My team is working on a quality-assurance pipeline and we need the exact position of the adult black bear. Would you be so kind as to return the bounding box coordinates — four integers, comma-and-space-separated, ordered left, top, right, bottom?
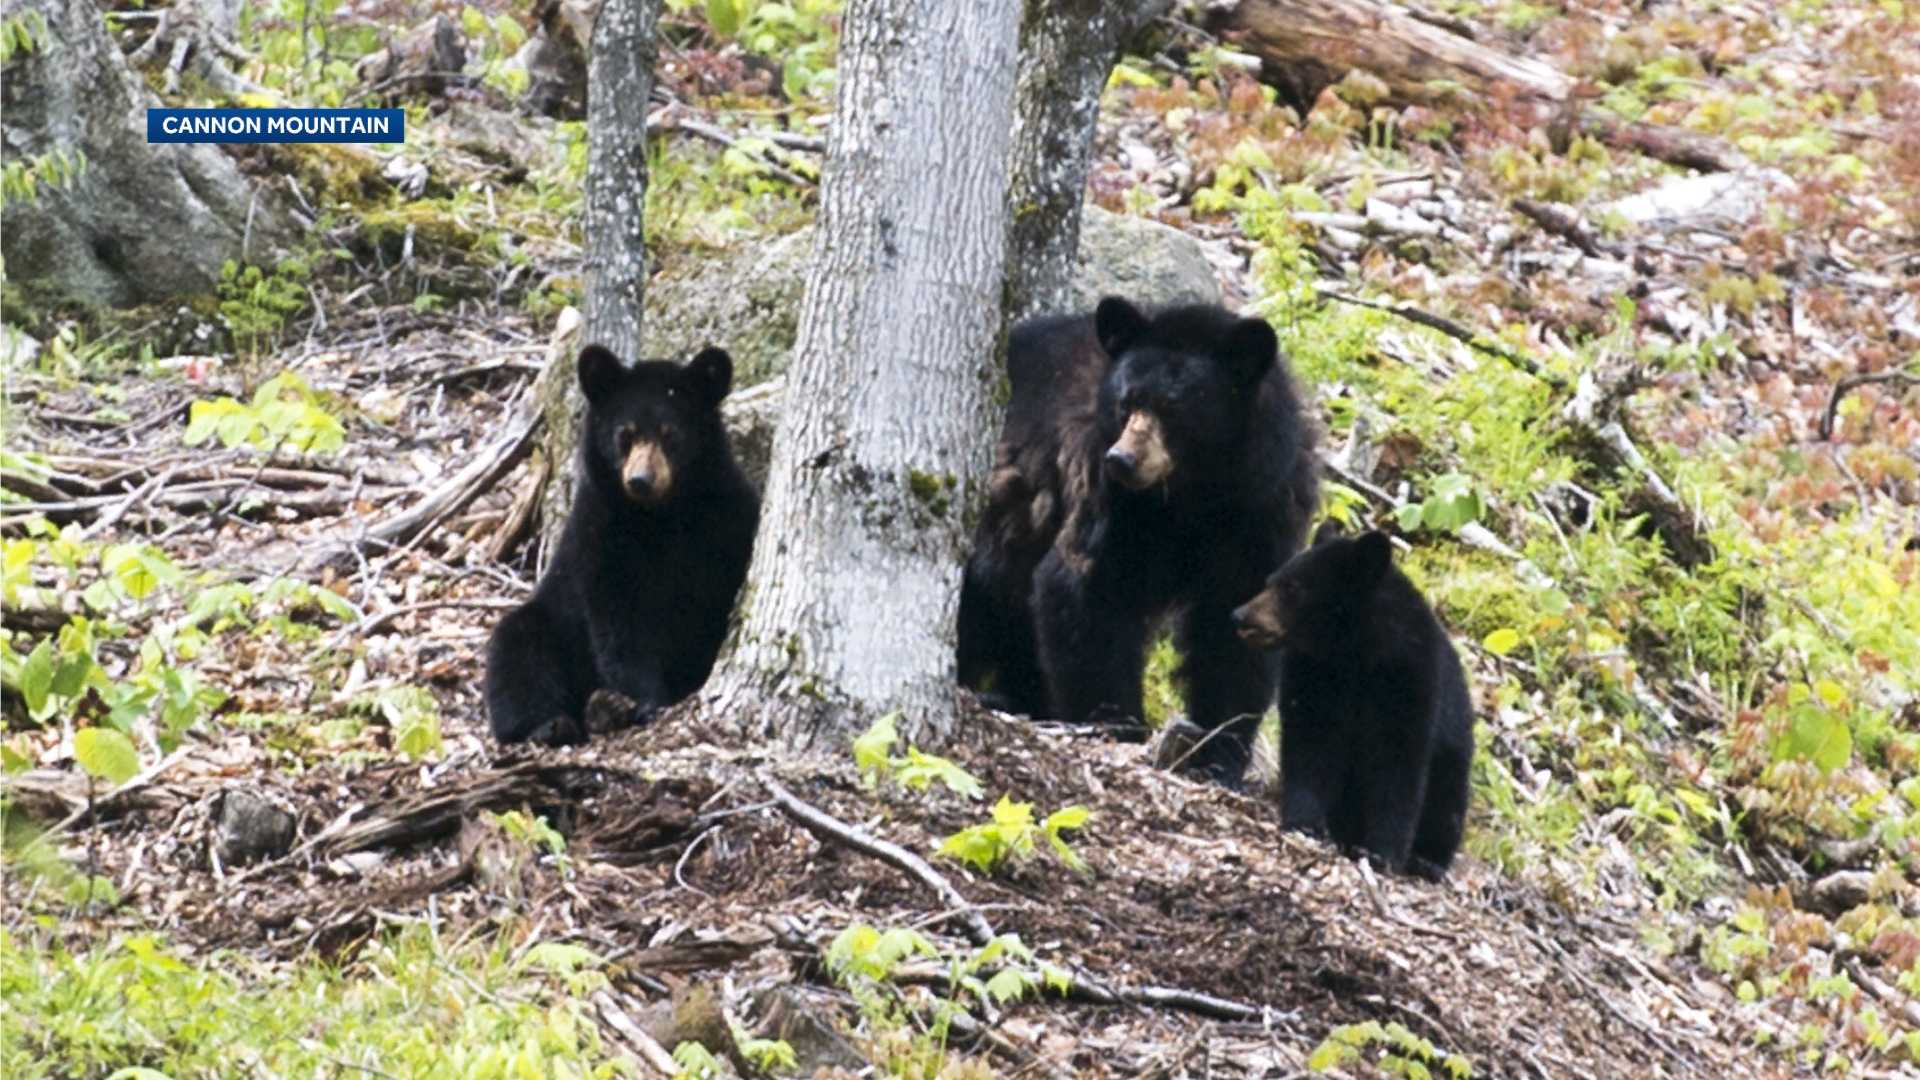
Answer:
1232, 525, 1474, 880
485, 345, 759, 745
958, 297, 1319, 786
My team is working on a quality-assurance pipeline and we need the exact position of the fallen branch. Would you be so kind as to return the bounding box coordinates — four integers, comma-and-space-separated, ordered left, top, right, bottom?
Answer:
329, 392, 541, 563
1316, 287, 1565, 390
1201, 0, 1748, 175
764, 776, 1274, 1024
763, 775, 996, 946
1819, 370, 1920, 441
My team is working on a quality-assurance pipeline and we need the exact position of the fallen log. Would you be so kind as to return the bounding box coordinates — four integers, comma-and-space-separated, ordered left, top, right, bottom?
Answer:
1196, 0, 1748, 173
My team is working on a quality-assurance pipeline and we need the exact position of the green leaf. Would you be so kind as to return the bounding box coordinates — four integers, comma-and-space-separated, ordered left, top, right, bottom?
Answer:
705, 0, 742, 37
515, 942, 602, 976
18, 638, 53, 715
1783, 706, 1852, 772
983, 967, 1035, 1003
896, 747, 983, 798
74, 727, 140, 784
852, 711, 899, 779
1482, 627, 1521, 656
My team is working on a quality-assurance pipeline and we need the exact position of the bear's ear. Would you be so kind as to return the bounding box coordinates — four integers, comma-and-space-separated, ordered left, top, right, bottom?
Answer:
577, 344, 626, 405
1094, 297, 1151, 359
1350, 530, 1394, 588
1311, 519, 1346, 547
686, 346, 734, 407
1220, 316, 1277, 387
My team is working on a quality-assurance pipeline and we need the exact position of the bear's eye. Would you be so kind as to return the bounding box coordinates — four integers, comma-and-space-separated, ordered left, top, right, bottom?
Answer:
660, 423, 677, 440
616, 426, 636, 453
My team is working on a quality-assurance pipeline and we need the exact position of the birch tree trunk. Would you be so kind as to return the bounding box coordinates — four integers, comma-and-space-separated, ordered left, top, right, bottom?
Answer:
538, 0, 661, 561
1004, 0, 1169, 321
697, 0, 1022, 747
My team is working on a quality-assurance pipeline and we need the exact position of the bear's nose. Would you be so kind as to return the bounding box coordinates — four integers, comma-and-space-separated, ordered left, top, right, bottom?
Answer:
1103, 446, 1137, 481
1230, 605, 1249, 628
624, 471, 656, 499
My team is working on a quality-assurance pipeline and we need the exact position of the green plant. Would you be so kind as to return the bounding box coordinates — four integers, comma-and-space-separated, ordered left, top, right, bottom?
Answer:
1309, 1020, 1472, 1077
1395, 472, 1485, 534
183, 370, 346, 455
937, 795, 1089, 875
852, 712, 983, 798
215, 259, 312, 354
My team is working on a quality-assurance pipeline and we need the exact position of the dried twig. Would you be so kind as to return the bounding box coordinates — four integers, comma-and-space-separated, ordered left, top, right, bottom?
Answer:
763, 775, 996, 946
1819, 370, 1920, 441
1316, 288, 1565, 390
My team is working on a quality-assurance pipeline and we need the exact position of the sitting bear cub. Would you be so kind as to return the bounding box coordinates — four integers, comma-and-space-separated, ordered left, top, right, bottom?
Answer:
1233, 525, 1473, 880
485, 344, 759, 745
958, 297, 1318, 786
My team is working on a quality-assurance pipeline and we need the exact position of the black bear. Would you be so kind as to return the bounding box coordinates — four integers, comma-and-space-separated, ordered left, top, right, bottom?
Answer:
1232, 525, 1474, 880
485, 344, 759, 745
958, 297, 1319, 785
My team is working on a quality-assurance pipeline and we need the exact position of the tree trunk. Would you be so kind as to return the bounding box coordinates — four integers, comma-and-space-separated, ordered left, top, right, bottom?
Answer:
1004, 0, 1170, 321
697, 0, 1023, 747
537, 0, 661, 563
0, 0, 293, 310
1203, 0, 1748, 173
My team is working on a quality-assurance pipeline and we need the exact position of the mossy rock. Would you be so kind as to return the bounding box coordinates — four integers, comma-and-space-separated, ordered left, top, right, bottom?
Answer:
646, 205, 1223, 388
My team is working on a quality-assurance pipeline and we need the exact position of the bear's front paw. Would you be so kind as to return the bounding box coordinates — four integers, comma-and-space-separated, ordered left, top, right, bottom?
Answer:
525, 713, 588, 747
585, 689, 659, 735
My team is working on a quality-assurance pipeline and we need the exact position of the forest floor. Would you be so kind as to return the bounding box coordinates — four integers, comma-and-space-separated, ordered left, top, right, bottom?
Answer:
5, 0, 1920, 1077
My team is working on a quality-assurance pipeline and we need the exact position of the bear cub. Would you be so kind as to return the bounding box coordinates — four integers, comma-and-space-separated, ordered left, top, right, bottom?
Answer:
958, 296, 1318, 786
486, 344, 759, 745
1232, 525, 1473, 880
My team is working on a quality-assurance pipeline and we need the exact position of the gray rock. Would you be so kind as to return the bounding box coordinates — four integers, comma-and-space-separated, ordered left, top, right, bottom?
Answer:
1, 0, 294, 310
213, 787, 296, 866
647, 205, 1222, 389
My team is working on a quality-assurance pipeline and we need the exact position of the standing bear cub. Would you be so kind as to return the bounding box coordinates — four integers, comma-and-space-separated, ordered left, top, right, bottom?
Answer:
486, 344, 758, 745
958, 297, 1319, 786
1232, 526, 1473, 880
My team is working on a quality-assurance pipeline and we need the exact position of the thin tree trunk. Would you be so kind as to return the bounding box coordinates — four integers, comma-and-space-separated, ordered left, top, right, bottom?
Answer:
1004, 0, 1169, 322
538, 0, 661, 561
697, 0, 1023, 747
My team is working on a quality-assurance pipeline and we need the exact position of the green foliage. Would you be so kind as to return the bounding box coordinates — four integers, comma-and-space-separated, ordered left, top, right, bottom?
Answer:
0, 9, 47, 61
358, 684, 445, 762
0, 925, 627, 1078
73, 728, 140, 785
672, 1039, 726, 1079
1395, 472, 1485, 534
852, 713, 983, 798
0, 146, 85, 212
242, 0, 382, 106
1308, 1020, 1472, 1078
184, 370, 345, 455
936, 796, 1089, 875
673, 0, 842, 101
215, 260, 313, 355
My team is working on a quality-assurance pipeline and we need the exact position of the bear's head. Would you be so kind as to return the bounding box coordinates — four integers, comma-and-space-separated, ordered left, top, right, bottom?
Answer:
577, 344, 734, 508
1232, 524, 1393, 653
1092, 297, 1278, 492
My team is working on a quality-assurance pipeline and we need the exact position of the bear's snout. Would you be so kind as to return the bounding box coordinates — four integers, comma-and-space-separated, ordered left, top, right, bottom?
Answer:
1232, 592, 1283, 648
621, 441, 673, 505
1106, 410, 1172, 490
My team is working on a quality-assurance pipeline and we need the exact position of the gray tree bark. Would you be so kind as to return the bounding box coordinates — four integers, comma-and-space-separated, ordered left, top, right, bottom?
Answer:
538, 0, 662, 562
0, 0, 292, 309
1003, 0, 1169, 321
697, 0, 1023, 747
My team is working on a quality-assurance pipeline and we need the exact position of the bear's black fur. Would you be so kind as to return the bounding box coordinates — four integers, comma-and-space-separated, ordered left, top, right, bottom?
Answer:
958, 297, 1319, 785
1232, 525, 1474, 880
485, 344, 759, 745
